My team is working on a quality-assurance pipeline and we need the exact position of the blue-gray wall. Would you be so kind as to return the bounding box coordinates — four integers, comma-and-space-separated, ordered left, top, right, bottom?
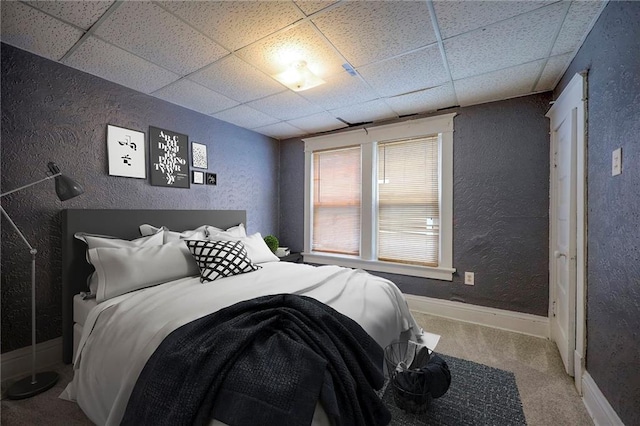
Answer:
280, 93, 552, 317
1, 43, 279, 353
556, 2, 640, 424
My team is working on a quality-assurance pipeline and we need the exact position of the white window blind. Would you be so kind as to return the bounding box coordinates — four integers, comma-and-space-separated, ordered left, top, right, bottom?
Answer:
377, 136, 439, 266
312, 146, 361, 255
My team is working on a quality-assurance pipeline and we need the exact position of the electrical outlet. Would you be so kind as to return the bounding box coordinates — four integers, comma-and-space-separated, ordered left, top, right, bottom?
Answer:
464, 272, 474, 285
612, 148, 622, 176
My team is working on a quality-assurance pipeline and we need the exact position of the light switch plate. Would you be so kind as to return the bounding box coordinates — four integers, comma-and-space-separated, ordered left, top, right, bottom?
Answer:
612, 148, 622, 176
464, 272, 474, 285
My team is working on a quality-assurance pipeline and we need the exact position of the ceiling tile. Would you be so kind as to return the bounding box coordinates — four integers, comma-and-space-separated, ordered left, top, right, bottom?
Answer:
330, 99, 397, 125
160, 1, 302, 51
152, 79, 238, 115
358, 45, 448, 98
433, 0, 556, 39
188, 55, 285, 103
385, 84, 458, 116
236, 22, 344, 80
535, 54, 572, 92
94, 1, 228, 75
445, 2, 566, 80
253, 122, 306, 140
63, 36, 180, 94
454, 60, 545, 107
551, 0, 605, 56
298, 71, 377, 111
0, 2, 83, 61
212, 105, 279, 130
287, 112, 348, 134
312, 1, 436, 67
247, 88, 325, 121
293, 1, 338, 16
25, 1, 115, 30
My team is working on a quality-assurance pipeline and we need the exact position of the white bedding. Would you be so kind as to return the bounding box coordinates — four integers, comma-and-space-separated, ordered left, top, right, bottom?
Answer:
73, 294, 97, 327
62, 262, 432, 425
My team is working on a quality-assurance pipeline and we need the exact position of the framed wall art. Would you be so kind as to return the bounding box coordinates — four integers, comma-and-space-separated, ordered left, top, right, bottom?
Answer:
192, 170, 204, 185
149, 126, 189, 188
107, 124, 146, 179
206, 173, 217, 186
191, 142, 208, 169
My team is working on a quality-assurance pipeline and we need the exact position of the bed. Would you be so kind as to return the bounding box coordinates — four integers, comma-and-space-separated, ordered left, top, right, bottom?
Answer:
60, 209, 435, 425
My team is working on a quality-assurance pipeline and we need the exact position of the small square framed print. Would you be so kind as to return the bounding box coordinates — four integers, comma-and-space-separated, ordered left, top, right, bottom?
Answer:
192, 170, 204, 185
107, 125, 146, 179
191, 142, 208, 169
206, 173, 217, 186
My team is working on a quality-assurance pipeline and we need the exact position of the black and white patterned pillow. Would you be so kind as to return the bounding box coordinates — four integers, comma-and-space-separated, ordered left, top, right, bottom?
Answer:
186, 240, 261, 282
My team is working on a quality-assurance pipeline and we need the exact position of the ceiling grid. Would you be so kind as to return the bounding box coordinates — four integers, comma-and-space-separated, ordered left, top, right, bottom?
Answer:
2, 0, 606, 139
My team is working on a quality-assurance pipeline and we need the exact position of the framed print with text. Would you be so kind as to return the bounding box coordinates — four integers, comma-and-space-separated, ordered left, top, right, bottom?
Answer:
149, 126, 189, 188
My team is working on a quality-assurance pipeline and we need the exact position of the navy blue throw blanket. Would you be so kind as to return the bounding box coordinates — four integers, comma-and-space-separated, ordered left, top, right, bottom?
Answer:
121, 294, 391, 426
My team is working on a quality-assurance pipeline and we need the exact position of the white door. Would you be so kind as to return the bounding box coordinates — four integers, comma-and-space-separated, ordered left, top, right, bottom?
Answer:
550, 112, 577, 376
546, 73, 586, 388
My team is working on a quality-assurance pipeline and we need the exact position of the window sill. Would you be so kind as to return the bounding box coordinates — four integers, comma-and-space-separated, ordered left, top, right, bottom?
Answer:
302, 252, 455, 281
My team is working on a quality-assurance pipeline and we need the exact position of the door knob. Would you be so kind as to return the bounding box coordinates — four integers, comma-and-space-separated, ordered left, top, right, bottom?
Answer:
554, 250, 567, 259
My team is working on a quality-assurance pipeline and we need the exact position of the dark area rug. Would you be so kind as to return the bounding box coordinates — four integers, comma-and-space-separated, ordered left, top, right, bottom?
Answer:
382, 354, 527, 425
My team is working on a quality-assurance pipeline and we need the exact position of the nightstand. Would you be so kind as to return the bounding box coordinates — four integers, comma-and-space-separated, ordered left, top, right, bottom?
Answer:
278, 252, 303, 263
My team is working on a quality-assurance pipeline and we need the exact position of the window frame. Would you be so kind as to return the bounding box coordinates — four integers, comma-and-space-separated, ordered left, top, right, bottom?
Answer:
302, 113, 456, 281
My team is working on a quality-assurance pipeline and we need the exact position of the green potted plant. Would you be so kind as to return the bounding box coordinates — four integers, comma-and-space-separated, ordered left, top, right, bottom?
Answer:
263, 235, 279, 253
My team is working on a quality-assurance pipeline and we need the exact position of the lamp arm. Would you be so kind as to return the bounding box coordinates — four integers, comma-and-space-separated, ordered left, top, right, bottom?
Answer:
0, 172, 61, 198
0, 206, 36, 253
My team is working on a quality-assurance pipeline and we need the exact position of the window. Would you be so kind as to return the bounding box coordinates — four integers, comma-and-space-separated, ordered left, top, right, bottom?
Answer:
312, 146, 361, 255
377, 136, 439, 266
303, 113, 456, 281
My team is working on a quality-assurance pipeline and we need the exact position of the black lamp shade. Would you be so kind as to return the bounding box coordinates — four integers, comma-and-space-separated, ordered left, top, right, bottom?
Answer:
54, 174, 84, 201
47, 162, 84, 201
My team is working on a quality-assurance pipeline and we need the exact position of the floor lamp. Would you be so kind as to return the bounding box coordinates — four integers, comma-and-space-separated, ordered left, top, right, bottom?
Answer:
1, 162, 84, 399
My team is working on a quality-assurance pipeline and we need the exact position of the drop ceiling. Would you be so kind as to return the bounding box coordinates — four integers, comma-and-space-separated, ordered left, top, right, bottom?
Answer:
1, 0, 605, 140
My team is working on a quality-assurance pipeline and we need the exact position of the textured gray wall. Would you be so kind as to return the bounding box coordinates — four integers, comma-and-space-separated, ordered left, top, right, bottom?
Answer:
556, 2, 640, 424
1, 44, 279, 353
280, 93, 552, 316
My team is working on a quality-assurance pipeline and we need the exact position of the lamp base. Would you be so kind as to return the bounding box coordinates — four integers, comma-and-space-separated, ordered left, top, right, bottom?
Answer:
6, 371, 59, 400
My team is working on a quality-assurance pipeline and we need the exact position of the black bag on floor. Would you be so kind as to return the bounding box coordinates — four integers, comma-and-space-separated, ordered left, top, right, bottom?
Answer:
394, 349, 451, 399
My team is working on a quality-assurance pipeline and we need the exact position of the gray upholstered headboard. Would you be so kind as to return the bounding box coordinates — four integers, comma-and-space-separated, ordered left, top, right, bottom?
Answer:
61, 209, 246, 363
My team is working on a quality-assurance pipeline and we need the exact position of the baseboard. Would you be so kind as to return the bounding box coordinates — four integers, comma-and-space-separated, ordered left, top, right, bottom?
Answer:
582, 371, 624, 426
405, 294, 550, 338
1, 337, 63, 398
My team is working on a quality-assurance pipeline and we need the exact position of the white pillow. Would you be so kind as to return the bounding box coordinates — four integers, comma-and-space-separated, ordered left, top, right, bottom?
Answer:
75, 230, 165, 295
75, 230, 164, 248
88, 241, 200, 303
209, 232, 279, 264
138, 224, 208, 243
207, 223, 247, 239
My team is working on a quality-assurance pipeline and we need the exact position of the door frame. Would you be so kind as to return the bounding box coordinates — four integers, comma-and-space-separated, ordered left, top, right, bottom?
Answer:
546, 72, 587, 393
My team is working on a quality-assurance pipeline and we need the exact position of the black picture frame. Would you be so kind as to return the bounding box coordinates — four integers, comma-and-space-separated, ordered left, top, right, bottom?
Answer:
191, 142, 208, 169
107, 124, 146, 179
206, 173, 217, 186
192, 170, 204, 185
149, 126, 190, 188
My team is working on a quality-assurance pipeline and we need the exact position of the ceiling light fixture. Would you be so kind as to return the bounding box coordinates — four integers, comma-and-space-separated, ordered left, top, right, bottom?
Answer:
274, 60, 325, 92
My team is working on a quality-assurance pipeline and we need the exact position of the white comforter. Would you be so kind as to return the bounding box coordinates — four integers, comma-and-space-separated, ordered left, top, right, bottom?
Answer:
62, 262, 428, 425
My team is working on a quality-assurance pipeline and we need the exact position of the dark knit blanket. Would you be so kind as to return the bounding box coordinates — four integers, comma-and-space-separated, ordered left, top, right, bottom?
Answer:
121, 294, 391, 426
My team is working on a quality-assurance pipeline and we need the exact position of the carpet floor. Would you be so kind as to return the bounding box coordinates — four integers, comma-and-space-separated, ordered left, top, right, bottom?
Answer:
1, 311, 593, 425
